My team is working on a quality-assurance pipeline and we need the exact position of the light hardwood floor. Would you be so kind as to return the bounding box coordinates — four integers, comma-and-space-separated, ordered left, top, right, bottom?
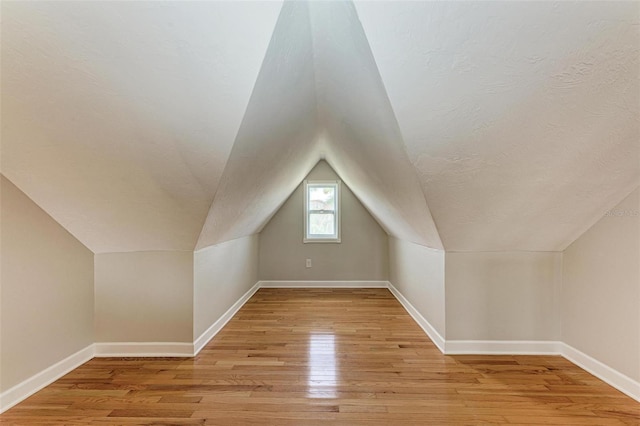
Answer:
1, 288, 638, 425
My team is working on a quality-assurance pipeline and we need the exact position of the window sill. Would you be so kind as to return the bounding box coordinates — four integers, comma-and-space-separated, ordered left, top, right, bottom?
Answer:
303, 238, 342, 244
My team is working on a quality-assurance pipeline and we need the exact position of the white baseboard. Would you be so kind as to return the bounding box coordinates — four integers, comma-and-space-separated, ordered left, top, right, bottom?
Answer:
93, 342, 194, 358
0, 344, 94, 414
445, 340, 561, 355
386, 283, 638, 402
3, 282, 639, 415
193, 282, 261, 355
258, 280, 389, 288
561, 343, 640, 402
387, 282, 446, 353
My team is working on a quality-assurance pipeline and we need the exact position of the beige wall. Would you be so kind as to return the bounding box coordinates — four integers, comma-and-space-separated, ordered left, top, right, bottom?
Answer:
389, 238, 445, 337
95, 251, 193, 343
1, 176, 94, 392
194, 235, 259, 339
258, 161, 389, 281
445, 251, 562, 341
562, 187, 639, 381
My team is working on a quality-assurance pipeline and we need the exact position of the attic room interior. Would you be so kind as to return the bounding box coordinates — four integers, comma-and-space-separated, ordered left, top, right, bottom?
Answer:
0, 0, 638, 424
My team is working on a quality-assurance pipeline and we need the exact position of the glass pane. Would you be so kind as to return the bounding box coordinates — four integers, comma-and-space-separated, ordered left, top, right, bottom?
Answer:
309, 186, 335, 211
309, 213, 335, 236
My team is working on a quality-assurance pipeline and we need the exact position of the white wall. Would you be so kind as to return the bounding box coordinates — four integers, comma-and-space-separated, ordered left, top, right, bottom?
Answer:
258, 161, 389, 281
194, 235, 259, 340
389, 238, 445, 338
1, 176, 94, 392
562, 187, 639, 382
94, 251, 193, 343
445, 251, 562, 341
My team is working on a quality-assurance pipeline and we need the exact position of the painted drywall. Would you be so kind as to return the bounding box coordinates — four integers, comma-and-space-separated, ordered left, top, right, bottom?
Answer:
389, 238, 445, 337
356, 1, 639, 251
95, 251, 193, 343
445, 251, 562, 341
308, 1, 442, 250
196, 1, 321, 249
1, 1, 282, 252
4, 0, 636, 254
0, 176, 94, 392
562, 187, 639, 382
194, 235, 259, 340
198, 0, 443, 251
259, 161, 388, 281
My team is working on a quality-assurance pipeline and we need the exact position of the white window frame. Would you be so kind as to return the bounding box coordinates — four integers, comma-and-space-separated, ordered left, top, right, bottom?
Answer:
303, 180, 341, 243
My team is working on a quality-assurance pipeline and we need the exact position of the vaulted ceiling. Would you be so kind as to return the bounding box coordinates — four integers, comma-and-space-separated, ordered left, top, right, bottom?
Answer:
2, 1, 638, 253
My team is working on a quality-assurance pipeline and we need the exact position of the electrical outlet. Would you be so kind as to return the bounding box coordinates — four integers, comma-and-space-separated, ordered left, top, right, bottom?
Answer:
306, 258, 312, 268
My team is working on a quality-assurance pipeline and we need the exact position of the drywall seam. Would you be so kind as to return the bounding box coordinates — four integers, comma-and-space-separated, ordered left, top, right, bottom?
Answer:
0, 344, 95, 414
193, 282, 261, 355
258, 281, 389, 288
387, 282, 446, 353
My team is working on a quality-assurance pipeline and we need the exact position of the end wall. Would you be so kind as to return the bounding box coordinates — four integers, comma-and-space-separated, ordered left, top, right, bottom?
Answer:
1, 176, 94, 392
388, 238, 445, 339
259, 161, 389, 281
194, 235, 259, 340
562, 187, 639, 382
445, 251, 562, 342
94, 251, 193, 343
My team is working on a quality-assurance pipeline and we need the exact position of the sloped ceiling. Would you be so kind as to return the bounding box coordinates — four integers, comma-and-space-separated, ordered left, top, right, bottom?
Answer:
1, 1, 283, 253
2, 1, 638, 253
355, 1, 640, 251
196, 1, 322, 249
309, 1, 443, 249
197, 0, 443, 250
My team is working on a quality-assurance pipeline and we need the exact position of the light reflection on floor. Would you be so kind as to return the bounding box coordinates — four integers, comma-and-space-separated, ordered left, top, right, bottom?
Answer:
307, 333, 337, 398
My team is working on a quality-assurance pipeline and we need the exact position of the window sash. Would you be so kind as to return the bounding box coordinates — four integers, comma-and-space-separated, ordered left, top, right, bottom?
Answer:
304, 180, 341, 243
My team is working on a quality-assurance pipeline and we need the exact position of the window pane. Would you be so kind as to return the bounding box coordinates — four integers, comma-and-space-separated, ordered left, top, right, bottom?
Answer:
309, 186, 335, 211
309, 213, 335, 235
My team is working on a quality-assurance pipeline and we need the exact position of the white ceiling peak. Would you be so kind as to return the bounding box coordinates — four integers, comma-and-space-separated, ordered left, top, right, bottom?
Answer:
195, 1, 322, 249
197, 0, 444, 250
308, 1, 443, 249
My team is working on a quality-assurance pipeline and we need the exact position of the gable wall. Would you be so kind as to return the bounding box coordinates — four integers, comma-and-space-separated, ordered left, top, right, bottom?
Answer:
258, 161, 389, 281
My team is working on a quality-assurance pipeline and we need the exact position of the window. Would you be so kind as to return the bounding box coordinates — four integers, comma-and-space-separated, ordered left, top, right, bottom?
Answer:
304, 180, 341, 243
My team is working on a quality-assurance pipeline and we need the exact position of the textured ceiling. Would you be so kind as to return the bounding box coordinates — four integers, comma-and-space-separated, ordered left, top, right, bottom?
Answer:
2, 1, 638, 253
355, 1, 640, 251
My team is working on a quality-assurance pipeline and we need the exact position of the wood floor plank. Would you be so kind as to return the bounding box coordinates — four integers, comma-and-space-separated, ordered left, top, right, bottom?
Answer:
1, 288, 638, 425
